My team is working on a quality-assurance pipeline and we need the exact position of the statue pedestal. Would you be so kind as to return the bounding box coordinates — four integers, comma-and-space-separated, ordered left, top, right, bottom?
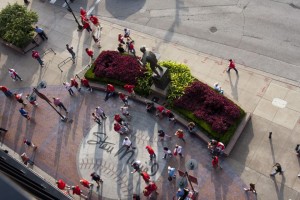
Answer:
150, 67, 170, 99
152, 67, 170, 90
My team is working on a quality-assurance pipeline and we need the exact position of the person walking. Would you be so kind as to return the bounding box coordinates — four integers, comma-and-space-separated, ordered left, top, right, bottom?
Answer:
244, 183, 256, 194
120, 106, 131, 117
76, 75, 92, 92
23, 138, 37, 150
165, 109, 176, 124
66, 44, 76, 63
71, 185, 87, 199
89, 14, 102, 29
32, 50, 44, 67
173, 145, 183, 157
187, 122, 196, 134
8, 69, 22, 81
158, 130, 171, 141
14, 93, 27, 106
227, 59, 238, 74
85, 48, 94, 60
122, 137, 135, 149
70, 78, 81, 92
212, 156, 222, 169
92, 113, 101, 125
104, 84, 115, 101
90, 172, 103, 188
143, 182, 158, 197
167, 166, 176, 181
131, 160, 141, 174
56, 179, 71, 191
26, 94, 38, 106
124, 28, 132, 40
117, 43, 125, 54
162, 147, 172, 159
95, 106, 107, 119
118, 92, 129, 106
140, 171, 150, 183
63, 82, 74, 96
0, 86, 13, 97
146, 145, 156, 161
20, 152, 34, 165
53, 97, 68, 114
128, 40, 136, 57
19, 107, 30, 120
175, 129, 186, 143
80, 178, 93, 189
270, 163, 284, 176
35, 26, 48, 40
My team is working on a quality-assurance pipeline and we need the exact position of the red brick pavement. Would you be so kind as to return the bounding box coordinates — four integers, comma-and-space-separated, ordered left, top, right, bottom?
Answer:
0, 86, 253, 200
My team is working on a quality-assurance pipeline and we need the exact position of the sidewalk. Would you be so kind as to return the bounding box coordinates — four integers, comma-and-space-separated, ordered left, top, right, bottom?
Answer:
0, 0, 299, 199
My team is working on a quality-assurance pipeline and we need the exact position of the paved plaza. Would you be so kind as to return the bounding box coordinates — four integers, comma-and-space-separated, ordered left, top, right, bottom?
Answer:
0, 0, 300, 200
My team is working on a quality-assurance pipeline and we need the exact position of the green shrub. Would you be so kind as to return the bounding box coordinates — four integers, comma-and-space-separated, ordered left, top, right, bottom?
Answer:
0, 3, 38, 48
160, 61, 195, 104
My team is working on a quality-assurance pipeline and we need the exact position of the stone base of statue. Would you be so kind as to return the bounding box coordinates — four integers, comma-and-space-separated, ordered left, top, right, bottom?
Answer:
152, 67, 170, 90
150, 66, 170, 98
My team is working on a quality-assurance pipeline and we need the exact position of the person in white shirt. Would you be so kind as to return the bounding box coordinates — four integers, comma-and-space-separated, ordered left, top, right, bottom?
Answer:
95, 106, 107, 119
213, 82, 224, 95
63, 82, 74, 96
122, 137, 134, 149
120, 106, 130, 117
174, 145, 183, 157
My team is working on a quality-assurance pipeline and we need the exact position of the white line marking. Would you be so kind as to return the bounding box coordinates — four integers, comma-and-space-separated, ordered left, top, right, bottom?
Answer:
62, 0, 70, 8
50, 0, 57, 4
87, 0, 102, 15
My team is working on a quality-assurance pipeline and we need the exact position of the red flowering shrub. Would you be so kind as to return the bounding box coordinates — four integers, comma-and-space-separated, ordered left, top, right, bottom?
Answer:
174, 81, 242, 134
93, 51, 145, 85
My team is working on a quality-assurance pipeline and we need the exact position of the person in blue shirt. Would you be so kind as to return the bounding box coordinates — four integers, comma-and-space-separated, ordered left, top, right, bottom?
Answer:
35, 26, 48, 41
19, 107, 30, 120
168, 166, 176, 181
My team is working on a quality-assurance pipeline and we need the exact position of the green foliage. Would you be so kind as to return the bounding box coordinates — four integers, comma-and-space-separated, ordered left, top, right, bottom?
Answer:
160, 61, 195, 104
0, 3, 38, 48
135, 64, 153, 96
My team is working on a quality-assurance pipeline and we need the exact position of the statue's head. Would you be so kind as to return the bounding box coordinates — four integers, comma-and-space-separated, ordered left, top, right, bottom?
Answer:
140, 46, 146, 53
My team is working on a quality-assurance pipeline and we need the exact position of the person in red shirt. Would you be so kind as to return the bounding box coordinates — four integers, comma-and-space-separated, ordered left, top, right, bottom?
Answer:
0, 86, 13, 97
118, 92, 128, 106
128, 40, 136, 57
143, 182, 158, 197
75, 75, 92, 92
80, 178, 93, 189
140, 171, 150, 183
85, 48, 94, 59
56, 179, 70, 190
146, 145, 156, 161
71, 185, 87, 198
104, 84, 115, 101
175, 129, 185, 143
227, 59, 238, 74
118, 34, 125, 44
89, 14, 101, 29
114, 114, 125, 124
83, 19, 92, 33
31, 50, 44, 66
212, 156, 222, 169
70, 78, 81, 92
156, 105, 165, 118
14, 93, 27, 106
80, 7, 87, 17
124, 84, 135, 96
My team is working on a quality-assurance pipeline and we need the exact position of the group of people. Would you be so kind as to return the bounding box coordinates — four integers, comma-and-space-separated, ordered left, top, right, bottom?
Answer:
63, 75, 93, 96
117, 28, 136, 56
56, 172, 103, 199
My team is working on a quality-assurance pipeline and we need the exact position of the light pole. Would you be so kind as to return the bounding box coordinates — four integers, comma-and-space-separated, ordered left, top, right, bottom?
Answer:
64, 0, 83, 31
33, 88, 67, 122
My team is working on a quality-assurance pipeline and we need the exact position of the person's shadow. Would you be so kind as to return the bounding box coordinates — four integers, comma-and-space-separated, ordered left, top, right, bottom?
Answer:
228, 72, 239, 101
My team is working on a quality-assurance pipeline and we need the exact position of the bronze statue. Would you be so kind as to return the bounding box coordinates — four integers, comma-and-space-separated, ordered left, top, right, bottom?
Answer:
140, 46, 163, 77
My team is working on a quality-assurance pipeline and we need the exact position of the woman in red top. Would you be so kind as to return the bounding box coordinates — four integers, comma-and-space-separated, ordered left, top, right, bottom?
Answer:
143, 182, 158, 197
71, 185, 87, 198
56, 179, 70, 190
212, 156, 222, 169
0, 86, 13, 97
118, 34, 125, 44
156, 106, 165, 118
80, 7, 86, 17
89, 14, 100, 27
140, 171, 150, 183
70, 78, 81, 92
124, 84, 135, 96
118, 92, 128, 106
146, 145, 156, 161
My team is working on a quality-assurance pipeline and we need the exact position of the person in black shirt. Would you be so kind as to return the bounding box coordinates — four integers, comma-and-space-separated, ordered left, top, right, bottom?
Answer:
117, 43, 125, 54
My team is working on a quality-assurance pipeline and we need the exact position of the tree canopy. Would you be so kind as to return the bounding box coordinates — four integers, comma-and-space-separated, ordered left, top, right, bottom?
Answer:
0, 3, 38, 48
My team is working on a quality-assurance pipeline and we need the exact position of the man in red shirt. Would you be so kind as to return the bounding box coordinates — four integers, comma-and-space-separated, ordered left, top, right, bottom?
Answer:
140, 171, 150, 183
85, 48, 94, 59
75, 75, 92, 92
146, 145, 156, 161
70, 78, 81, 92
175, 129, 185, 143
104, 84, 115, 101
0, 86, 13, 97
80, 178, 93, 189
156, 105, 165, 118
227, 59, 238, 74
143, 182, 158, 197
124, 84, 135, 96
212, 156, 222, 169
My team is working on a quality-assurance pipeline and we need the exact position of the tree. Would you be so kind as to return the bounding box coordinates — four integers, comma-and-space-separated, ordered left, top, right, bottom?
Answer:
0, 3, 38, 48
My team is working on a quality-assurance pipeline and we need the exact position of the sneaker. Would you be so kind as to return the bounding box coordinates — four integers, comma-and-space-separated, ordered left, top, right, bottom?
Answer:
243, 188, 248, 191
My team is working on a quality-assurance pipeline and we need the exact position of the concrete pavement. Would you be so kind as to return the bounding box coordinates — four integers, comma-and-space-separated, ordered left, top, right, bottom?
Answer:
0, 0, 300, 199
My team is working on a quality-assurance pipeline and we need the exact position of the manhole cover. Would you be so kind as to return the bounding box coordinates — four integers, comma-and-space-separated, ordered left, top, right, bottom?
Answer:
209, 26, 217, 33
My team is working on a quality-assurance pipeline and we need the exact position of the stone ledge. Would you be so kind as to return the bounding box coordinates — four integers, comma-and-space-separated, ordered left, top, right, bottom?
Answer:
89, 81, 250, 157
